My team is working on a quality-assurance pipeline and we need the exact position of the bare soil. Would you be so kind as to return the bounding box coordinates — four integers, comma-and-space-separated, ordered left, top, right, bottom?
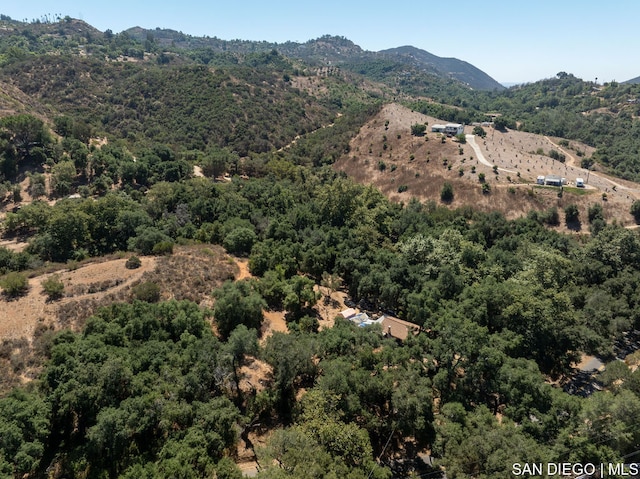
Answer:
262, 310, 288, 338
0, 238, 28, 253
234, 258, 252, 281
314, 286, 349, 330
335, 103, 640, 228
0, 255, 157, 341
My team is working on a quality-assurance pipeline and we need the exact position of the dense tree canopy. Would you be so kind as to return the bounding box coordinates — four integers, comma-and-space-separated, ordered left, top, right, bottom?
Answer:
1, 15, 640, 479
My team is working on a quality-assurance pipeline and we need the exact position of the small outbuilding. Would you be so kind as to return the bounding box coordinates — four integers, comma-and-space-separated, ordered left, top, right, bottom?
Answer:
340, 308, 357, 319
544, 174, 563, 187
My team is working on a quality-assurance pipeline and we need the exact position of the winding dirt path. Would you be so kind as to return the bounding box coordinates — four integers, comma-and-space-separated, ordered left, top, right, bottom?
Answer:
468, 131, 640, 199
234, 258, 252, 281
544, 136, 578, 167
466, 134, 516, 174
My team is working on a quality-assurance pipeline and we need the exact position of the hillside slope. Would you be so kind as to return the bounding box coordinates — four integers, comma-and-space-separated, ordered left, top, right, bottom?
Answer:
335, 103, 639, 226
379, 45, 505, 91
0, 80, 53, 119
123, 27, 502, 91
0, 54, 340, 154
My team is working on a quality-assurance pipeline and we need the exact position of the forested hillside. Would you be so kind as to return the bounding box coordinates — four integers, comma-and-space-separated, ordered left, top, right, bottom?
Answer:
1, 14, 640, 479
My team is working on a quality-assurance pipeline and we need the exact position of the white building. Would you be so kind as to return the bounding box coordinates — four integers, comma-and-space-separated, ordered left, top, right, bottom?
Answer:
431, 123, 464, 136
444, 123, 464, 136
544, 175, 563, 187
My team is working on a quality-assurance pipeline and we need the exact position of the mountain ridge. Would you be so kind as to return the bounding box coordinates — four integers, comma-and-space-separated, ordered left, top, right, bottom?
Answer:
122, 27, 504, 91
378, 45, 505, 91
1, 14, 638, 85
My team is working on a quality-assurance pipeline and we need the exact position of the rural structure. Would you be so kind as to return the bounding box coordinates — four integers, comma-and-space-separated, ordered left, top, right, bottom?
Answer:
431, 123, 464, 136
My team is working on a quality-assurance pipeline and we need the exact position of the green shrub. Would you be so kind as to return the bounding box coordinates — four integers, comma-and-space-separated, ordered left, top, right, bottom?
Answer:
1, 272, 29, 298
132, 281, 161, 302
223, 227, 256, 256
128, 227, 172, 255
151, 241, 174, 256
410, 123, 426, 136
541, 207, 560, 226
41, 274, 64, 300
631, 200, 640, 223
564, 204, 580, 224
440, 182, 454, 202
125, 255, 142, 269
472, 126, 486, 138
549, 149, 566, 162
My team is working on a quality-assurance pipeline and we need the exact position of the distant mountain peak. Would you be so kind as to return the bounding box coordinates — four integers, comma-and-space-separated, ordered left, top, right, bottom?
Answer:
300, 35, 364, 57
379, 45, 504, 91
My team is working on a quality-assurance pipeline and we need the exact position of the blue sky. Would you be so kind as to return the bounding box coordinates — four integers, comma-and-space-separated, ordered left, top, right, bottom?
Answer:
2, 1, 639, 84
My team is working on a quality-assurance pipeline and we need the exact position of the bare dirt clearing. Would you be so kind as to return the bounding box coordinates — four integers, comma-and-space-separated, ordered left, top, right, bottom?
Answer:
0, 256, 157, 341
336, 103, 639, 227
234, 258, 252, 281
0, 245, 240, 342
0, 238, 28, 253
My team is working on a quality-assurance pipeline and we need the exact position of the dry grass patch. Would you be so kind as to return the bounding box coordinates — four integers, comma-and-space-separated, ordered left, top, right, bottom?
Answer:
137, 245, 236, 307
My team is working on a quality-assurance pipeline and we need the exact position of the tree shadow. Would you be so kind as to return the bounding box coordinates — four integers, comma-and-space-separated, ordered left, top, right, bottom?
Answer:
1, 290, 28, 302
566, 220, 582, 232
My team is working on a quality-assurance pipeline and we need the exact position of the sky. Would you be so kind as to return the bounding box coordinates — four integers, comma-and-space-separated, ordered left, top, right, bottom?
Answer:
2, 0, 639, 85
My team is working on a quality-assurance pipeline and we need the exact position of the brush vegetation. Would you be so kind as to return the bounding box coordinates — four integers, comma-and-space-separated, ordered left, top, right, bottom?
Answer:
0, 13, 639, 479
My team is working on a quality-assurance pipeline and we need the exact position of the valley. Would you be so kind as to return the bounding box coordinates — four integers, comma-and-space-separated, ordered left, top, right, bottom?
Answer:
1, 14, 640, 479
